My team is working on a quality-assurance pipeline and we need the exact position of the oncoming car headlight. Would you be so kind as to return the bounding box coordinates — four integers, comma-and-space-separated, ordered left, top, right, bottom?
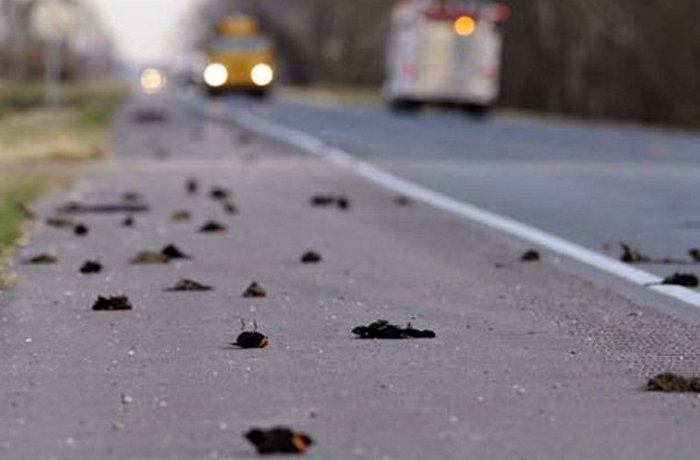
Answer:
140, 67, 166, 94
204, 63, 228, 87
250, 63, 274, 87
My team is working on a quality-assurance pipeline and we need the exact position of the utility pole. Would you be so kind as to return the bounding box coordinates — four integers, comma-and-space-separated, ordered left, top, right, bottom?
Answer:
30, 0, 76, 105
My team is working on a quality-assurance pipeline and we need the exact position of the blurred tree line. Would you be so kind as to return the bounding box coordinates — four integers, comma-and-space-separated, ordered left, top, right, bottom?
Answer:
191, 0, 700, 126
0, 0, 115, 81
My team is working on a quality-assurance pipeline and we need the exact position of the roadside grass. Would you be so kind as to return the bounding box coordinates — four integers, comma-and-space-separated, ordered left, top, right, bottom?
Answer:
0, 176, 46, 288
0, 80, 128, 288
0, 81, 128, 163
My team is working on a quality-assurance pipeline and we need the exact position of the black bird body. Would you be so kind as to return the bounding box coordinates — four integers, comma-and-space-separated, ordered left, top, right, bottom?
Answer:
520, 250, 540, 262
245, 427, 313, 454
233, 331, 269, 349
352, 320, 435, 339
92, 296, 132, 311
74, 224, 89, 236
243, 282, 267, 298
301, 251, 322, 264
161, 244, 191, 260
80, 260, 102, 274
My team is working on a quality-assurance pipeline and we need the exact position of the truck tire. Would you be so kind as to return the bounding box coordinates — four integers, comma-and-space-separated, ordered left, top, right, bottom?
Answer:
388, 98, 422, 114
462, 103, 491, 118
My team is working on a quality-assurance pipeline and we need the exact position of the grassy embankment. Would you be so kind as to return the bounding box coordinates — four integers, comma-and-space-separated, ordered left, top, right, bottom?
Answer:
0, 80, 128, 287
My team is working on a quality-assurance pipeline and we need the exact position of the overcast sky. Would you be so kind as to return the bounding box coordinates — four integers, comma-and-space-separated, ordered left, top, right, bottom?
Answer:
88, 0, 199, 63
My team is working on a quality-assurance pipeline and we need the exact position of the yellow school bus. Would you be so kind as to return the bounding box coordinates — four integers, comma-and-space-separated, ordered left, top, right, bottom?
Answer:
202, 14, 276, 96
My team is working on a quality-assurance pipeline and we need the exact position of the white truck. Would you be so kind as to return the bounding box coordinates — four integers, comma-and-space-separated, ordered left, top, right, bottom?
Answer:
384, 0, 510, 114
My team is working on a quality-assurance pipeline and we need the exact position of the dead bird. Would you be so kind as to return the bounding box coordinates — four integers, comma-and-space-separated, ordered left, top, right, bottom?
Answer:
232, 320, 269, 348
131, 251, 169, 265
620, 242, 651, 264
222, 200, 238, 215
209, 187, 231, 201
186, 178, 199, 195
310, 194, 351, 211
310, 194, 335, 207
161, 244, 191, 260
394, 195, 413, 206
73, 223, 90, 236
646, 273, 699, 288
122, 215, 135, 227
244, 427, 313, 455
165, 278, 212, 292
300, 251, 322, 264
352, 320, 436, 339
122, 191, 142, 203
336, 196, 351, 211
520, 249, 540, 262
24, 253, 58, 264
198, 220, 227, 233
243, 282, 267, 298
646, 373, 700, 393
171, 210, 191, 222
80, 260, 103, 274
92, 296, 133, 311
57, 201, 149, 214
689, 248, 700, 262
46, 216, 75, 228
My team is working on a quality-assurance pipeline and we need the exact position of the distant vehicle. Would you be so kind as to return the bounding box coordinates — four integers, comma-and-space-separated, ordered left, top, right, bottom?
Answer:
202, 14, 276, 97
139, 67, 167, 95
384, 0, 510, 114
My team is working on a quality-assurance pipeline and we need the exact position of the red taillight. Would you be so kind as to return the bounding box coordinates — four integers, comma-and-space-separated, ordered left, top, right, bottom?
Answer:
494, 4, 511, 23
402, 62, 417, 77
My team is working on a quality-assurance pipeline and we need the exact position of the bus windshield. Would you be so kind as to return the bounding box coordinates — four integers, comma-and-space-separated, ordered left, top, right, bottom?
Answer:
209, 36, 271, 52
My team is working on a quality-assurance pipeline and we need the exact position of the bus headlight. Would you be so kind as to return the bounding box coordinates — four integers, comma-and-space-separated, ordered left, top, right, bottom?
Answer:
250, 63, 274, 87
204, 63, 228, 87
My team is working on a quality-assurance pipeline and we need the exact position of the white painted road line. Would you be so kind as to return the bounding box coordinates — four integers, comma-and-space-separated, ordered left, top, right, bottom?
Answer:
230, 109, 700, 309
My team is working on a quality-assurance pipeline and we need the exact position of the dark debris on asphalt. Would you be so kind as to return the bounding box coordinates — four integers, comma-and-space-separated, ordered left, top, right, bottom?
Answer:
92, 296, 133, 311
131, 251, 170, 265
646, 273, 699, 288
24, 253, 58, 264
58, 201, 149, 214
310, 194, 351, 211
165, 279, 212, 292
79, 260, 103, 274
520, 249, 540, 262
186, 178, 199, 195
243, 282, 267, 298
646, 373, 700, 393
209, 187, 232, 201
222, 200, 238, 215
352, 320, 436, 339
233, 331, 270, 349
245, 427, 313, 455
122, 215, 135, 227
171, 210, 192, 222
161, 244, 191, 260
198, 220, 227, 233
300, 251, 322, 264
73, 223, 89, 236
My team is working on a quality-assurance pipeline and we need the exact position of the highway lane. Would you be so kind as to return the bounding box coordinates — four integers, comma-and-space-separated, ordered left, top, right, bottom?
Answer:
237, 99, 700, 276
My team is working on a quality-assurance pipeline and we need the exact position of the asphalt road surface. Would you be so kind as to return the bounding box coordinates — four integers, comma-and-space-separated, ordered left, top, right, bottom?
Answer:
236, 97, 700, 278
2, 91, 700, 459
